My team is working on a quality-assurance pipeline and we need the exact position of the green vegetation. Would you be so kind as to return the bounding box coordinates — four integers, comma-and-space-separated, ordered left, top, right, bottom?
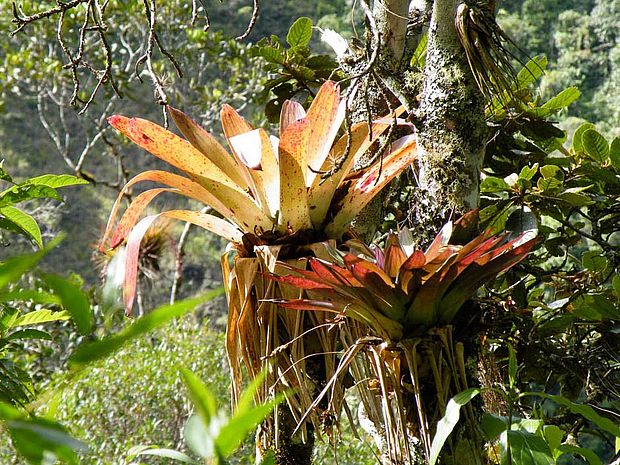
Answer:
0, 1, 619, 464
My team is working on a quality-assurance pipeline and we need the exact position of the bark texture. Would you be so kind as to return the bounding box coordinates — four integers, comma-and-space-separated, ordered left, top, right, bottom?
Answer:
411, 0, 487, 247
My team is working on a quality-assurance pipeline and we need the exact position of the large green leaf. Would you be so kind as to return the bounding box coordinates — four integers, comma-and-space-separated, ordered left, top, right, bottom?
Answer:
556, 444, 602, 465
44, 275, 92, 335
180, 368, 218, 425
215, 393, 286, 457
582, 128, 610, 163
572, 123, 596, 154
69, 291, 222, 365
12, 309, 70, 327
500, 430, 554, 465
536, 87, 580, 116
429, 387, 481, 465
522, 392, 620, 437
286, 17, 312, 47
0, 184, 61, 208
0, 236, 61, 291
516, 55, 547, 89
0, 206, 42, 247
24, 174, 89, 189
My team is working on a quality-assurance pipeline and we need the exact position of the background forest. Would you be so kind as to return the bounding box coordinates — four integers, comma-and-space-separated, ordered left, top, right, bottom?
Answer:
0, 0, 619, 464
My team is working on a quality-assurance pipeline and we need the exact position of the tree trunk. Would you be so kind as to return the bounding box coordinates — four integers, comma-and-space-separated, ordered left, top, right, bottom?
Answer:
411, 0, 488, 247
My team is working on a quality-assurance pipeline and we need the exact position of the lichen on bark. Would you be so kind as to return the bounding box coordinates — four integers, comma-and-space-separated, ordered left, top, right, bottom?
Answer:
411, 0, 488, 248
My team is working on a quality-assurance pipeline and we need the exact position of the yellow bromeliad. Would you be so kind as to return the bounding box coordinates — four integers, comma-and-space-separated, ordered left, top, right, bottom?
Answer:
100, 81, 417, 313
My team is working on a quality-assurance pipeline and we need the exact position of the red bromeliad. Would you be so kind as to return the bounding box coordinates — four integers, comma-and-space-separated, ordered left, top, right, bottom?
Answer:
271, 211, 539, 341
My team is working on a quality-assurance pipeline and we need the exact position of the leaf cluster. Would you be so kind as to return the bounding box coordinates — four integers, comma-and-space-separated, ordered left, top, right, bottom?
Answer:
251, 17, 342, 122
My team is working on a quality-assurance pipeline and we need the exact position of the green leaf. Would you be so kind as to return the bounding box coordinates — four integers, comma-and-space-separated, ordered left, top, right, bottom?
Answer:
572, 123, 596, 154
254, 46, 286, 64
0, 207, 42, 247
557, 192, 593, 207
536, 87, 580, 116
411, 32, 427, 68
613, 275, 620, 298
69, 291, 222, 366
521, 392, 620, 437
582, 129, 610, 163
541, 425, 563, 454
610, 137, 620, 170
43, 274, 92, 335
582, 251, 608, 274
0, 184, 61, 208
539, 165, 563, 180
180, 369, 218, 425
24, 174, 89, 189
481, 176, 511, 193
215, 393, 286, 457
516, 55, 547, 89
500, 430, 554, 465
0, 235, 61, 291
8, 418, 87, 465
556, 444, 602, 465
481, 413, 506, 441
536, 177, 562, 192
286, 17, 313, 47
6, 329, 52, 342
519, 164, 539, 181
0, 289, 61, 305
508, 344, 517, 389
12, 309, 70, 327
429, 388, 481, 465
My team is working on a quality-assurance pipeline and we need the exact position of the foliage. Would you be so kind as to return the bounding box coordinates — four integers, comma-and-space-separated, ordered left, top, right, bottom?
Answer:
272, 211, 538, 340
251, 17, 342, 122
101, 81, 417, 312
0, 162, 88, 248
127, 368, 283, 465
430, 346, 620, 465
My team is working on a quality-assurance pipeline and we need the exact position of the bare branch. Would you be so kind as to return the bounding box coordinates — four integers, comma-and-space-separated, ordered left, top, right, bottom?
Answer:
236, 0, 259, 40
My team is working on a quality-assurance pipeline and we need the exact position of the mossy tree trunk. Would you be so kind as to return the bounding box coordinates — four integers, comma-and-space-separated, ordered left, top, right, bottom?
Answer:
411, 0, 488, 247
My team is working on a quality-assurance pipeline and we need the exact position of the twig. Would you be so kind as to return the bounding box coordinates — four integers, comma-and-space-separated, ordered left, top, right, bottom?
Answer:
236, 0, 259, 40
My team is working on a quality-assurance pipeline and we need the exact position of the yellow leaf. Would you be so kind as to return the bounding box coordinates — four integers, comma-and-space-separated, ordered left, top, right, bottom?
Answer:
305, 81, 344, 187
326, 134, 418, 237
279, 119, 312, 232
168, 106, 248, 190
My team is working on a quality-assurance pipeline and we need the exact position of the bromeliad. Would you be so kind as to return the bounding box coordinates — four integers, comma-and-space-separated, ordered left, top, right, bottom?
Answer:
100, 81, 417, 313
271, 211, 539, 340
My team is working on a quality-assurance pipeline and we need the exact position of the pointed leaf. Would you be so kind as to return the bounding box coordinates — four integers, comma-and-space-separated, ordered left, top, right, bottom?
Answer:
280, 100, 306, 134
180, 368, 218, 424
308, 111, 406, 227
168, 106, 247, 189
429, 388, 481, 465
0, 206, 42, 248
44, 274, 92, 335
23, 174, 89, 189
100, 170, 234, 251
12, 309, 70, 327
279, 119, 312, 232
122, 212, 239, 313
499, 430, 554, 465
325, 134, 417, 237
305, 81, 344, 187
108, 115, 239, 190
69, 293, 219, 365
